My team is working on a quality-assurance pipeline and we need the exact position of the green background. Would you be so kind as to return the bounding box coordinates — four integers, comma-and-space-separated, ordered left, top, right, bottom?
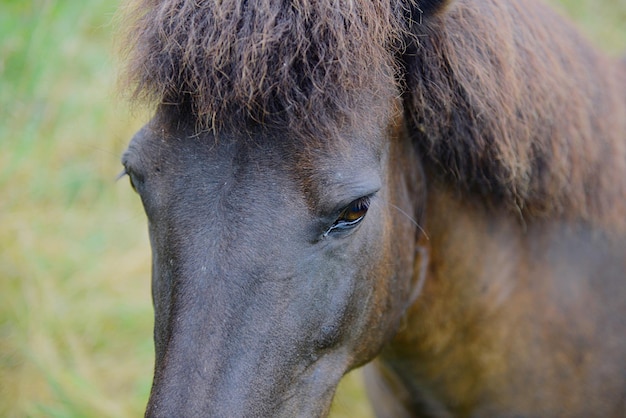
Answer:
1, 0, 624, 416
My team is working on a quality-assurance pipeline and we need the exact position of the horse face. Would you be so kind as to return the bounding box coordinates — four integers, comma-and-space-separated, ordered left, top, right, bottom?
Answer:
122, 104, 423, 416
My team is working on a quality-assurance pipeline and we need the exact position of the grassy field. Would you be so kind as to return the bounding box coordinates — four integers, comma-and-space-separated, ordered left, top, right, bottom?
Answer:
1, 0, 624, 417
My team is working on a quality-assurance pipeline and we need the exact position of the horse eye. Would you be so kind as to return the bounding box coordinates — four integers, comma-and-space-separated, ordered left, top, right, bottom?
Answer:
127, 174, 138, 193
324, 196, 371, 236
118, 167, 139, 193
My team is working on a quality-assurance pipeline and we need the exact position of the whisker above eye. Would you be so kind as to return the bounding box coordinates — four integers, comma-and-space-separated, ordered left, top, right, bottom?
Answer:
384, 202, 429, 240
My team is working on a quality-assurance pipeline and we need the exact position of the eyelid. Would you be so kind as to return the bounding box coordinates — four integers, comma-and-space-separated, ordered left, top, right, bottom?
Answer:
120, 148, 146, 193
328, 187, 379, 216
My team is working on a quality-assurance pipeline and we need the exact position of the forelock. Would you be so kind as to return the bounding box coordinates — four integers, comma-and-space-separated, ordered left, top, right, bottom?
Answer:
120, 0, 410, 137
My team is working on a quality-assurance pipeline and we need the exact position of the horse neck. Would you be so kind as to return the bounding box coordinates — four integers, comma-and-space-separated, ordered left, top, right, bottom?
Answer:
376, 180, 626, 415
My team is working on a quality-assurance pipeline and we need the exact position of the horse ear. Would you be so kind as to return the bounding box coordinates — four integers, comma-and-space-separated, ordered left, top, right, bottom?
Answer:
413, 0, 452, 18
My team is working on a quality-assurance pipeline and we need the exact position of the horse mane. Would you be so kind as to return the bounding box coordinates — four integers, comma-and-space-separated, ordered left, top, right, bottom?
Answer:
120, 0, 626, 228
120, 0, 413, 137
403, 0, 626, 228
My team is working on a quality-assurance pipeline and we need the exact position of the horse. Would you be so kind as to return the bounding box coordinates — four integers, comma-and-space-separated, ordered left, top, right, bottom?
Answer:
119, 0, 626, 416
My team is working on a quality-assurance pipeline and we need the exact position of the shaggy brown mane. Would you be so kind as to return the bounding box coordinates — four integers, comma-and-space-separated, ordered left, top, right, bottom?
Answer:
120, 0, 412, 137
403, 0, 626, 227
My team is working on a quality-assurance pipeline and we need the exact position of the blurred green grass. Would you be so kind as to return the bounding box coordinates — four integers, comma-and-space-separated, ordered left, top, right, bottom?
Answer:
0, 0, 624, 417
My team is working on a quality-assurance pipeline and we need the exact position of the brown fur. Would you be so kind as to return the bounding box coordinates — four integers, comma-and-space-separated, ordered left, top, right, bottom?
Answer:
121, 0, 626, 226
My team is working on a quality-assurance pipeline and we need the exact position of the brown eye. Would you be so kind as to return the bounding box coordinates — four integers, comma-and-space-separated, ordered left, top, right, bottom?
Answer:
339, 197, 370, 222
324, 196, 371, 236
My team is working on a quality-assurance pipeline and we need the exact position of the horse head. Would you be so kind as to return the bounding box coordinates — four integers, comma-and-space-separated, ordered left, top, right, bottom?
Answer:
120, 0, 626, 415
